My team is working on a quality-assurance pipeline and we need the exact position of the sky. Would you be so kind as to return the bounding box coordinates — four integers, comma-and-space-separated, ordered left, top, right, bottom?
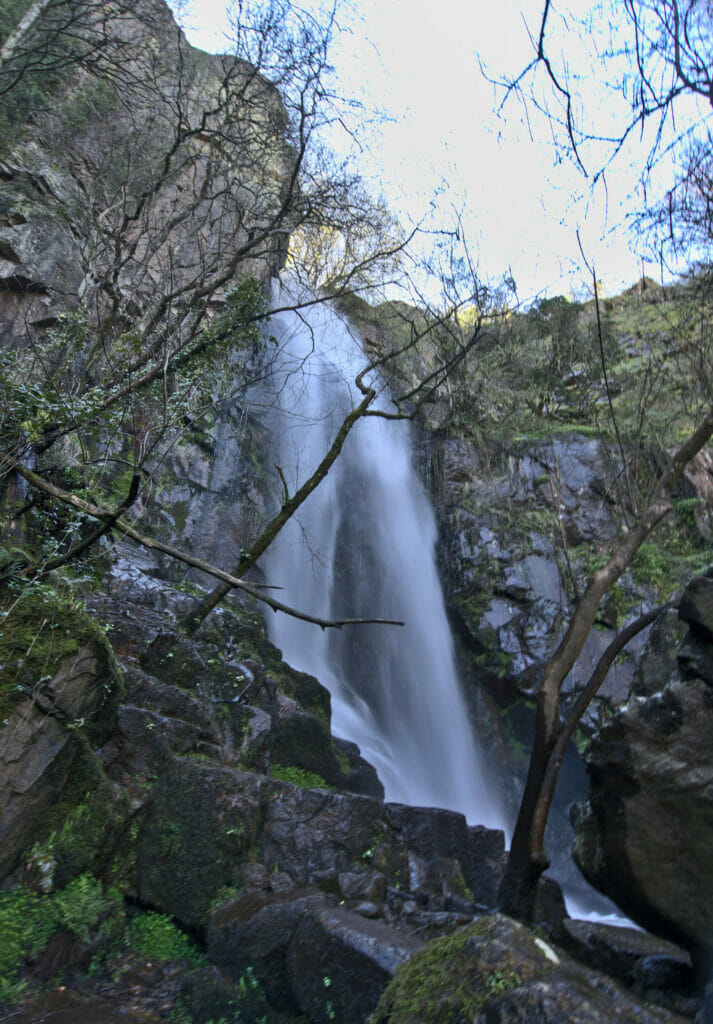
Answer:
167, 0, 681, 305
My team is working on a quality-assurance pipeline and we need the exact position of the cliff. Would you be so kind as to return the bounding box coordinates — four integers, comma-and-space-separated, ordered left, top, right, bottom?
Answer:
1, 1, 712, 1021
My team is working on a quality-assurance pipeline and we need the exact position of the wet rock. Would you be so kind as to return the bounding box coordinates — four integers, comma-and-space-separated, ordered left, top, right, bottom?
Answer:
0, 640, 122, 881
136, 761, 272, 927
385, 803, 506, 907
268, 691, 348, 787
573, 679, 713, 960
338, 869, 388, 903
262, 786, 403, 885
286, 904, 424, 1024
679, 572, 713, 643
676, 633, 713, 686
559, 919, 692, 993
433, 432, 641, 709
632, 609, 688, 698
372, 913, 688, 1024
573, 573, 713, 962
207, 888, 329, 1011
334, 737, 385, 799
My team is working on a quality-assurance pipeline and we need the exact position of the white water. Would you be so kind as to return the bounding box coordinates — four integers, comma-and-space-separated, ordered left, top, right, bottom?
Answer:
261, 282, 502, 830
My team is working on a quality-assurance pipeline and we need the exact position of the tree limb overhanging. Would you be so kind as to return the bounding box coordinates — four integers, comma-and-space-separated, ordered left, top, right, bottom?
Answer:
3, 456, 404, 631
498, 406, 713, 921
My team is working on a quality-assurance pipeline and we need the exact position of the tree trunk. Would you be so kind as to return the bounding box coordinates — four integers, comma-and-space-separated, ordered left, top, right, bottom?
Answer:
498, 408, 713, 923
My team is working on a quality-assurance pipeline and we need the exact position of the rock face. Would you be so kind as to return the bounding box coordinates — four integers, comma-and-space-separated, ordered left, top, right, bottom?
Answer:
0, 609, 123, 883
573, 571, 713, 961
0, 0, 290, 578
0, 557, 511, 1020
287, 905, 425, 1024
433, 433, 648, 714
372, 913, 688, 1024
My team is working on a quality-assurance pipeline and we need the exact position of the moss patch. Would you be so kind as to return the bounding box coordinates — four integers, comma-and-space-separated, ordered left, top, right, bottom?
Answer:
269, 765, 334, 790
0, 583, 120, 726
27, 759, 131, 890
371, 920, 522, 1024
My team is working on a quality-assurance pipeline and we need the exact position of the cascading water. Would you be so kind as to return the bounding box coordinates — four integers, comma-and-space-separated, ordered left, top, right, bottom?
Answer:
261, 280, 503, 831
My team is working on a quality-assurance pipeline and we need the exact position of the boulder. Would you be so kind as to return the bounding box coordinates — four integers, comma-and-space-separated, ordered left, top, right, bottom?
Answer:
678, 571, 713, 643
631, 609, 687, 698
207, 888, 330, 1010
286, 905, 424, 1024
0, 639, 122, 882
559, 919, 692, 994
372, 913, 688, 1024
573, 576, 713, 960
385, 803, 505, 909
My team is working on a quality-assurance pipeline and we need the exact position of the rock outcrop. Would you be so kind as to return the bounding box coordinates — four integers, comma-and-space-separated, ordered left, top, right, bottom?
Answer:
0, 596, 123, 883
573, 571, 713, 962
0, 556, 511, 1021
372, 913, 688, 1024
433, 432, 649, 713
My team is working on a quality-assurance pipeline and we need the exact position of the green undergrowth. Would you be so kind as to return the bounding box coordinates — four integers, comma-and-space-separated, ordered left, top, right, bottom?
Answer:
570, 499, 711, 615
269, 765, 334, 790
0, 876, 204, 1008
128, 910, 203, 967
27, 761, 131, 890
0, 874, 124, 1006
439, 278, 712, 463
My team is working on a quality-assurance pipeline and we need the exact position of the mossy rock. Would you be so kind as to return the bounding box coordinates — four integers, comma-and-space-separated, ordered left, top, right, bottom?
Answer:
371, 917, 523, 1024
372, 913, 679, 1023
0, 584, 122, 732
0, 587, 124, 884
136, 760, 273, 928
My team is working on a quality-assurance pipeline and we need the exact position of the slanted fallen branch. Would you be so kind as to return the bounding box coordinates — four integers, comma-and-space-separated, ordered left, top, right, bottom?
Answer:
3, 455, 404, 631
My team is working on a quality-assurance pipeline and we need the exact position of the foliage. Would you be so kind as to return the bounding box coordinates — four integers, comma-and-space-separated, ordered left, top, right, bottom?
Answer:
52, 872, 117, 943
128, 910, 204, 967
0, 888, 55, 1005
269, 764, 334, 790
0, 874, 123, 1006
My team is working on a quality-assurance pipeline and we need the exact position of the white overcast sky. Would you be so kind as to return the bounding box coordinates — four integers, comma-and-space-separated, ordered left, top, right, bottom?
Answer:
168, 0, 672, 304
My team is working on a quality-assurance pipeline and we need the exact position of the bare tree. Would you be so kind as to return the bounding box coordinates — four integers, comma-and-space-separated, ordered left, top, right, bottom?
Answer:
0, 0, 501, 636
486, 0, 713, 921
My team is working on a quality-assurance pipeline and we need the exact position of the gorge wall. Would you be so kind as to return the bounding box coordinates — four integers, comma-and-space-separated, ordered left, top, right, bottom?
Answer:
1, 0, 713, 1020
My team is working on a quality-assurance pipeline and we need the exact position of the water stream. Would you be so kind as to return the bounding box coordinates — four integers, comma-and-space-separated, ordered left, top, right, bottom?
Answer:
261, 281, 503, 831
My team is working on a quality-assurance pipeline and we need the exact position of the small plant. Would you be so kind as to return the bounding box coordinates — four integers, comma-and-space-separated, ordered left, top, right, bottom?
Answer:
52, 873, 109, 943
269, 765, 334, 790
323, 975, 336, 1021
128, 910, 203, 967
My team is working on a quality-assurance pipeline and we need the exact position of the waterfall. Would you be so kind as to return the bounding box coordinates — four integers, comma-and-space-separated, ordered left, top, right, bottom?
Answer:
261, 281, 503, 831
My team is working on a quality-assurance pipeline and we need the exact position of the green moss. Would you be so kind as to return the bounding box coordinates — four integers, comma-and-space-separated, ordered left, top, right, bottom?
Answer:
269, 765, 334, 790
446, 863, 474, 902
336, 749, 351, 777
27, 768, 130, 889
0, 583, 120, 728
370, 922, 521, 1024
128, 910, 204, 967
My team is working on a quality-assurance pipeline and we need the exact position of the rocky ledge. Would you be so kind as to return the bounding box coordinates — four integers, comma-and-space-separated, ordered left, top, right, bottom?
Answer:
0, 558, 707, 1022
